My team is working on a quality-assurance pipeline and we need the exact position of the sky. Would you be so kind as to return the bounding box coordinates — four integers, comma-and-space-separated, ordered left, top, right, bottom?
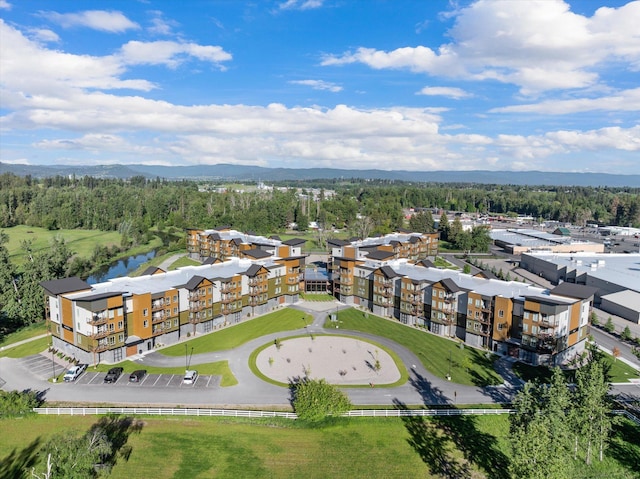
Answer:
1, 0, 639, 174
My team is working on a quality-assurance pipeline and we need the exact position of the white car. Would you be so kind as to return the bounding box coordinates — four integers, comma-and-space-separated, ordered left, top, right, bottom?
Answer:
183, 370, 198, 385
63, 364, 87, 382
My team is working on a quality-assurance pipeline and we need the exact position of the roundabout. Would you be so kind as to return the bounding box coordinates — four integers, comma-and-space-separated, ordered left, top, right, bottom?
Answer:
254, 335, 403, 386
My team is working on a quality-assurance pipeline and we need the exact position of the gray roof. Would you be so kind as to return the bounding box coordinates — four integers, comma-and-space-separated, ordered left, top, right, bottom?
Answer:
244, 264, 264, 277
601, 290, 640, 311
282, 238, 306, 246
40, 277, 91, 295
242, 248, 272, 259
551, 283, 598, 300
379, 265, 399, 279
490, 228, 598, 249
366, 249, 395, 260
525, 253, 640, 293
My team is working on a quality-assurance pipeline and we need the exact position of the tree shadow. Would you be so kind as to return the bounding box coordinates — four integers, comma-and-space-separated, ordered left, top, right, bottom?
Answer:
433, 415, 510, 479
0, 438, 41, 479
409, 369, 451, 406
479, 385, 517, 404
88, 415, 144, 468
393, 399, 471, 478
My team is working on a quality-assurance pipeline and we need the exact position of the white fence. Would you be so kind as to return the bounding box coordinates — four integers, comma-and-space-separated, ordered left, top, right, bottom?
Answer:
32, 407, 640, 425
33, 407, 514, 419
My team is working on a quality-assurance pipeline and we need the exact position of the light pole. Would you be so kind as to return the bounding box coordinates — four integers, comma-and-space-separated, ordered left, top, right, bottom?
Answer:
447, 350, 452, 381
51, 348, 57, 382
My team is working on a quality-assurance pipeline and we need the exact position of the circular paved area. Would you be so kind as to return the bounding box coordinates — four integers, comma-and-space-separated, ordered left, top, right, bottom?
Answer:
255, 335, 402, 385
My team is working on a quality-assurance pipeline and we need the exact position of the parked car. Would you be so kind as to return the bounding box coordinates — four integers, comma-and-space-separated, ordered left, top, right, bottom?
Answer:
129, 370, 147, 382
183, 370, 198, 385
63, 364, 87, 382
104, 367, 124, 383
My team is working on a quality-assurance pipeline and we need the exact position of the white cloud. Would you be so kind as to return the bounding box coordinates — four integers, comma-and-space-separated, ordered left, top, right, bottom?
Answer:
119, 40, 232, 69
417, 86, 470, 99
289, 79, 342, 92
323, 0, 640, 95
0, 1, 11, 10
28, 28, 60, 43
278, 0, 324, 11
491, 88, 640, 114
147, 10, 179, 36
40, 10, 140, 33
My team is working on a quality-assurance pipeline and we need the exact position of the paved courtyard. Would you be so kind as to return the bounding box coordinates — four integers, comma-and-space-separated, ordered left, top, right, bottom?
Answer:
255, 335, 401, 385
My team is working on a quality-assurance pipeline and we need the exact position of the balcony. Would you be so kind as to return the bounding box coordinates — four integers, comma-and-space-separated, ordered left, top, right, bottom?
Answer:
152, 300, 165, 310
89, 314, 108, 326
152, 311, 165, 323
92, 329, 111, 340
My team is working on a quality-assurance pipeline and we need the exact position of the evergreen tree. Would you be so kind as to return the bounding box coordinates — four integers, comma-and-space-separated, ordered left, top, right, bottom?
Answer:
438, 212, 450, 241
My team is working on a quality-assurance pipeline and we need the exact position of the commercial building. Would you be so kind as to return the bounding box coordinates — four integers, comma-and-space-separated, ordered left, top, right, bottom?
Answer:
520, 252, 640, 324
490, 229, 604, 255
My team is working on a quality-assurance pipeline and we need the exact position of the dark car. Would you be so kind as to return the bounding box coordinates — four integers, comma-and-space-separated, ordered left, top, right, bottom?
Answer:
104, 367, 124, 383
129, 369, 147, 382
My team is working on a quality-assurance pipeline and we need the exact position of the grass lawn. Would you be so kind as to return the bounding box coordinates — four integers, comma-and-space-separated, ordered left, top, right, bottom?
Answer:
299, 293, 335, 301
0, 321, 48, 348
3, 225, 122, 265
159, 309, 313, 357
433, 256, 459, 269
167, 256, 199, 270
0, 336, 50, 358
1, 414, 637, 479
326, 308, 503, 387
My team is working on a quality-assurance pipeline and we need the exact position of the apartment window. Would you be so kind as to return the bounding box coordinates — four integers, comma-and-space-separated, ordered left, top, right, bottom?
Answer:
174, 319, 179, 327
109, 309, 115, 319
523, 323, 529, 332
475, 311, 480, 318
475, 299, 481, 307
108, 323, 114, 331
173, 307, 178, 314
143, 308, 148, 317
108, 337, 115, 345
439, 290, 444, 298
468, 298, 473, 305
466, 320, 472, 328
433, 290, 437, 297
532, 325, 538, 335
497, 323, 504, 331
498, 310, 504, 318
118, 333, 124, 342
207, 287, 212, 294
468, 309, 473, 316
524, 311, 530, 319
173, 295, 178, 302
117, 321, 123, 329
143, 320, 148, 328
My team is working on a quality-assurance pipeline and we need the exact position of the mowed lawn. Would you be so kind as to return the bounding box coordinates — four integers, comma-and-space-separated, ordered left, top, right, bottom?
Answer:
3, 225, 121, 265
1, 414, 638, 479
160, 309, 313, 357
328, 308, 503, 387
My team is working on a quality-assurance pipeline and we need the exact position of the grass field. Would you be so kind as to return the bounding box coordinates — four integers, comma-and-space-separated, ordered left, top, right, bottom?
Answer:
3, 225, 122, 265
327, 308, 503, 387
159, 309, 313, 357
1, 414, 637, 479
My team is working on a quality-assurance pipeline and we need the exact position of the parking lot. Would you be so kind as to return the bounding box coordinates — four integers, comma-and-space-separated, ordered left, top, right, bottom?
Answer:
19, 354, 219, 389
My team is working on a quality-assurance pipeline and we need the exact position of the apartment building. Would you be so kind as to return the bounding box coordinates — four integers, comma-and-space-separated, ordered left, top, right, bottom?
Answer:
339, 257, 594, 366
41, 256, 302, 365
328, 230, 439, 301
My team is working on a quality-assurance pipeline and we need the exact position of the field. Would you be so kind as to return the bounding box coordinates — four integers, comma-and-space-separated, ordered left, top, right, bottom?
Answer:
3, 225, 122, 265
328, 308, 504, 387
1, 414, 638, 479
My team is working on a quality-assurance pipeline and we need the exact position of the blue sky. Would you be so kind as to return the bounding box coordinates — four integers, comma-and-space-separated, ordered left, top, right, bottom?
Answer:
1, 0, 639, 174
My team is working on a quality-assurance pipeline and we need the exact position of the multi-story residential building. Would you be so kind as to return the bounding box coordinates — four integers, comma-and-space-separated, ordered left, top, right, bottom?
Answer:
328, 230, 438, 301
41, 256, 301, 365
339, 257, 595, 366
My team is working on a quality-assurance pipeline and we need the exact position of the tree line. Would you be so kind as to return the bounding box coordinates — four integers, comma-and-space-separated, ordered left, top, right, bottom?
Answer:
1, 174, 638, 239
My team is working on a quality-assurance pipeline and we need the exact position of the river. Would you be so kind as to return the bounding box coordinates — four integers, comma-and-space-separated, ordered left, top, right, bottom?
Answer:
85, 250, 157, 284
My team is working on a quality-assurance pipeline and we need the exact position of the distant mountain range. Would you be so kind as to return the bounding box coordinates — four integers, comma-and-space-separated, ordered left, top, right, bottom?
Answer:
1, 161, 638, 187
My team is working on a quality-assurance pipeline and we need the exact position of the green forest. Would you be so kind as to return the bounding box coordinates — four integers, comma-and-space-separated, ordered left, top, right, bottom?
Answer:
1, 173, 639, 236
